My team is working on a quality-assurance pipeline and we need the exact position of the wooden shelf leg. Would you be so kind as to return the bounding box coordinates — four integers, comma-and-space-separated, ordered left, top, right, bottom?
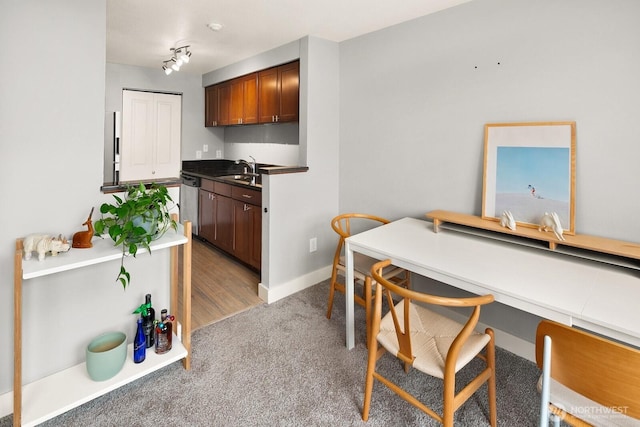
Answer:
14, 240, 23, 426
181, 220, 192, 370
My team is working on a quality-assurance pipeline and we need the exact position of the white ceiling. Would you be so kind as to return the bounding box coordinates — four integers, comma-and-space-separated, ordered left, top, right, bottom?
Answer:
107, 0, 471, 75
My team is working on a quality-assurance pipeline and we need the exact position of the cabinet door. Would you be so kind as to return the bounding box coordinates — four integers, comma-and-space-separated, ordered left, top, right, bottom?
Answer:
199, 189, 215, 243
242, 73, 258, 124
258, 67, 279, 123
217, 83, 231, 126
204, 85, 219, 127
228, 78, 244, 125
215, 193, 233, 253
233, 200, 258, 265
278, 61, 299, 123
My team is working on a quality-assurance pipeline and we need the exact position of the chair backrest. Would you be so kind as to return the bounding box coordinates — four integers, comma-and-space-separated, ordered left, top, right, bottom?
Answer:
535, 320, 640, 420
371, 259, 494, 372
331, 213, 390, 266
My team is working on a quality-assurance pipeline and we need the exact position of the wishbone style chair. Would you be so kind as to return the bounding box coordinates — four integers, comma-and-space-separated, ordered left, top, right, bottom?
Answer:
362, 259, 497, 427
326, 213, 410, 344
536, 320, 640, 427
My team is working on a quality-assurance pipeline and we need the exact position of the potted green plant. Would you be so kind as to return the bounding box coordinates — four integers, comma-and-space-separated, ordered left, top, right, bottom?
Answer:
95, 183, 177, 289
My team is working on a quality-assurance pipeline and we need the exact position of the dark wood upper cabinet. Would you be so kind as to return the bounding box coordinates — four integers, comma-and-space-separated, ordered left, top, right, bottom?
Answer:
205, 60, 298, 128
204, 85, 219, 127
258, 61, 299, 124
277, 61, 299, 123
217, 82, 231, 126
228, 73, 258, 125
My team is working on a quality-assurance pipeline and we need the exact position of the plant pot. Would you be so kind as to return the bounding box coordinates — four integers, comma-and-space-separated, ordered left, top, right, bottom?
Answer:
86, 331, 127, 381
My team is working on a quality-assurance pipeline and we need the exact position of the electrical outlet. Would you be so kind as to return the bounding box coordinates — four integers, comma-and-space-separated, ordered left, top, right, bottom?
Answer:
203, 144, 209, 152
309, 237, 317, 253
196, 150, 202, 159
215, 149, 222, 159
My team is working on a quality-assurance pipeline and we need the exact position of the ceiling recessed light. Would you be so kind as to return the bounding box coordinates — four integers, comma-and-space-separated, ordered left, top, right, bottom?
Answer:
207, 22, 223, 32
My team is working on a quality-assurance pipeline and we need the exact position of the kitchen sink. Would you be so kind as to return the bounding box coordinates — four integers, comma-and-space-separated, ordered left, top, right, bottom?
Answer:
218, 174, 262, 187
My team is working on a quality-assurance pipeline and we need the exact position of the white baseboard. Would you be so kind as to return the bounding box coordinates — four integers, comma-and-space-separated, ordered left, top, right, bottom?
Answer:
259, 265, 332, 304
0, 390, 12, 419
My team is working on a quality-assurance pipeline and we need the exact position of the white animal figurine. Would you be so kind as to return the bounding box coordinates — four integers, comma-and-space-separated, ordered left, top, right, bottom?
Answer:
23, 234, 71, 261
539, 212, 565, 241
499, 210, 516, 231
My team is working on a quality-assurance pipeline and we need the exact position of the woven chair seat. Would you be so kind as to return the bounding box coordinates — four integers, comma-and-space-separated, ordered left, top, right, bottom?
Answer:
378, 300, 491, 378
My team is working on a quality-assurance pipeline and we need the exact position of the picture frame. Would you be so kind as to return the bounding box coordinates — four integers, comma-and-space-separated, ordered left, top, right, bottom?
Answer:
482, 121, 576, 235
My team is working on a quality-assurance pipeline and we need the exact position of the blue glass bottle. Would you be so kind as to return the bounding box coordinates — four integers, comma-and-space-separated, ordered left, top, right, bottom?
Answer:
133, 318, 146, 363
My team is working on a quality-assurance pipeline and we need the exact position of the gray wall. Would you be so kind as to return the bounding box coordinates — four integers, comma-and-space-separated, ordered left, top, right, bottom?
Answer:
338, 0, 640, 345
0, 1, 173, 401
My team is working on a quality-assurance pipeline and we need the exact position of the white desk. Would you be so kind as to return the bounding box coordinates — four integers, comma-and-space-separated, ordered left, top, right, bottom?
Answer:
344, 217, 640, 350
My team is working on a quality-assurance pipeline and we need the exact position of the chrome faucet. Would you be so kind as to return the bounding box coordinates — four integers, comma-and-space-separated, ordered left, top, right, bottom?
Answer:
235, 155, 257, 184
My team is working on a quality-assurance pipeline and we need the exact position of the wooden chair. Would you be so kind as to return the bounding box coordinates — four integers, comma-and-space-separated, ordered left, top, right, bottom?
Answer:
326, 213, 410, 344
536, 320, 640, 427
362, 259, 496, 426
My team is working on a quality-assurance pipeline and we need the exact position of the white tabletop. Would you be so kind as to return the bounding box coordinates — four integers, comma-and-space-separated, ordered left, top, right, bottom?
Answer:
344, 217, 640, 349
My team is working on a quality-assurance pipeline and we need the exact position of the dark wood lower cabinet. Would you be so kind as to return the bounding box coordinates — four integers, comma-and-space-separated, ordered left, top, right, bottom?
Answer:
215, 194, 233, 253
233, 200, 261, 270
199, 179, 261, 270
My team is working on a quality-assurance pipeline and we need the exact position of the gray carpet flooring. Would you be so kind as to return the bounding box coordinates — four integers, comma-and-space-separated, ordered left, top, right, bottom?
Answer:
3, 280, 542, 426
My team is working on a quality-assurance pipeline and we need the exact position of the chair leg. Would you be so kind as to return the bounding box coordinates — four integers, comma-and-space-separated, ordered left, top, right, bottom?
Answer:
326, 270, 338, 319
362, 323, 378, 421
364, 276, 372, 347
486, 329, 497, 427
442, 372, 455, 427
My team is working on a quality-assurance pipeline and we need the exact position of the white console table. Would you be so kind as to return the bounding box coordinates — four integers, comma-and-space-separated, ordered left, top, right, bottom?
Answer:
344, 217, 640, 350
13, 218, 192, 426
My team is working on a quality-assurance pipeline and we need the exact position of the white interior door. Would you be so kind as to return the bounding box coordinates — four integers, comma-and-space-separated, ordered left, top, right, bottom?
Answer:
120, 90, 181, 182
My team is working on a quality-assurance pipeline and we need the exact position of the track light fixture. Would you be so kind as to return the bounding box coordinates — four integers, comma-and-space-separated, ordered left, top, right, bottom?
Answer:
161, 45, 192, 75
162, 60, 173, 75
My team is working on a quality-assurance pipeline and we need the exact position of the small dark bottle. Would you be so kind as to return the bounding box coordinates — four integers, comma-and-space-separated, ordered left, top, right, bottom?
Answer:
155, 309, 173, 354
142, 294, 155, 348
133, 318, 146, 363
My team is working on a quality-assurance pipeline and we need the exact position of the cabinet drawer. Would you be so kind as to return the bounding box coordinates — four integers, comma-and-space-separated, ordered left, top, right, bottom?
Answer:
201, 179, 215, 192
214, 181, 232, 196
231, 186, 261, 206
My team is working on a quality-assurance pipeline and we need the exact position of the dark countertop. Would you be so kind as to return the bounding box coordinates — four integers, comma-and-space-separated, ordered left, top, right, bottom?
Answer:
100, 160, 308, 193
101, 178, 181, 194
180, 159, 309, 190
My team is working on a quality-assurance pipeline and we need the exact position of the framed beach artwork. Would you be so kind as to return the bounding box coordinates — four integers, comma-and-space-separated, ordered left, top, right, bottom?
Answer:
482, 122, 576, 234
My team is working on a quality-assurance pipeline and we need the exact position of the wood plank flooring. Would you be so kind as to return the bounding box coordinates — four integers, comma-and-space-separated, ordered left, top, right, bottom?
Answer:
178, 237, 264, 331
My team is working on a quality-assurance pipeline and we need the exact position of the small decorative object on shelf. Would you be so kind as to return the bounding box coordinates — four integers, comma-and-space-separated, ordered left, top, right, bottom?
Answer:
95, 183, 177, 289
133, 318, 146, 363
133, 294, 156, 348
86, 331, 127, 381
539, 212, 565, 241
72, 207, 95, 249
155, 308, 174, 354
499, 210, 516, 231
23, 234, 70, 261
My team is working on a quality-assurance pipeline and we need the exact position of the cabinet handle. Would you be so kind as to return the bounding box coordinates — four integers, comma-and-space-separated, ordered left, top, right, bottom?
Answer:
244, 204, 251, 211
271, 115, 275, 122
242, 194, 252, 199
275, 115, 279, 122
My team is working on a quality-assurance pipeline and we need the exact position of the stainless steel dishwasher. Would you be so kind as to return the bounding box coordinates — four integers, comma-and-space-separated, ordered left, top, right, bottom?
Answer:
179, 173, 200, 236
